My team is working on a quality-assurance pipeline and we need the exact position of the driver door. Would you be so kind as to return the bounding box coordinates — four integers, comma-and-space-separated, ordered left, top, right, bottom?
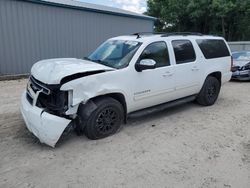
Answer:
130, 41, 176, 111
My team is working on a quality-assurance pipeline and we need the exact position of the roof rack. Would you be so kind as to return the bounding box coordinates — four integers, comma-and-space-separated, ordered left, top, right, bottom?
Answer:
132, 32, 166, 39
161, 32, 203, 37
132, 32, 203, 39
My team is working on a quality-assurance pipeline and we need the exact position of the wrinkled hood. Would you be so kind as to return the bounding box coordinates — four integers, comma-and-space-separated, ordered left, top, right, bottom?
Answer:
31, 58, 114, 84
233, 60, 250, 67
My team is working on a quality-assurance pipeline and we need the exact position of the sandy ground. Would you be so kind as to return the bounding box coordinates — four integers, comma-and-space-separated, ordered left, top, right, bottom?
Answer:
0, 79, 249, 188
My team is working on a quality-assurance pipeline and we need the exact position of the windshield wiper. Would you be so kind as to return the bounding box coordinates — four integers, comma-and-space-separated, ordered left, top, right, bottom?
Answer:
95, 59, 112, 67
84, 57, 92, 61
92, 59, 108, 65
93, 59, 103, 64
84, 57, 113, 68
84, 57, 102, 64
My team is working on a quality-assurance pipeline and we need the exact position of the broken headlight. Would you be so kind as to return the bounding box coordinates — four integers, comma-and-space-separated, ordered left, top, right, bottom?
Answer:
242, 62, 250, 71
37, 90, 69, 115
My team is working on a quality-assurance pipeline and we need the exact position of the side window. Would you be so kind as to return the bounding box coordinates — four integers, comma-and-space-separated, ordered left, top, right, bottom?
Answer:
140, 42, 170, 68
196, 39, 230, 59
172, 40, 196, 64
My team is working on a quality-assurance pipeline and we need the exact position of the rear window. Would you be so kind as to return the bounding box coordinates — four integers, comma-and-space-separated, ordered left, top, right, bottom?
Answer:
172, 40, 196, 64
196, 39, 230, 59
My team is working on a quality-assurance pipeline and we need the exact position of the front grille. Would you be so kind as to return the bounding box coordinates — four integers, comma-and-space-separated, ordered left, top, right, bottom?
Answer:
232, 65, 250, 72
26, 76, 68, 116
239, 74, 250, 78
30, 76, 50, 95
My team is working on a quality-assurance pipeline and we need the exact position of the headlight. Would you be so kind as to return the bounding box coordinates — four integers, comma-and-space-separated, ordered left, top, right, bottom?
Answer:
37, 89, 68, 115
242, 62, 250, 70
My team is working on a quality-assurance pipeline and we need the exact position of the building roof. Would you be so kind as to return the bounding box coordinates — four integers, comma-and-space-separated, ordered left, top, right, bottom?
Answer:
24, 0, 156, 21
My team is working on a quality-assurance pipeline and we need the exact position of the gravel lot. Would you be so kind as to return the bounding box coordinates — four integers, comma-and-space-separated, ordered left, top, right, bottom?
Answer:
0, 79, 249, 188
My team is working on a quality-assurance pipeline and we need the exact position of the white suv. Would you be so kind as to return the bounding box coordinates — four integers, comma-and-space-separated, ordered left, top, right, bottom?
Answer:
21, 32, 232, 147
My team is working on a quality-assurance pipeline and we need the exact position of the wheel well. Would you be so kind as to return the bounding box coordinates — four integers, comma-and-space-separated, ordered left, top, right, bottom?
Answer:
207, 72, 221, 84
90, 93, 127, 123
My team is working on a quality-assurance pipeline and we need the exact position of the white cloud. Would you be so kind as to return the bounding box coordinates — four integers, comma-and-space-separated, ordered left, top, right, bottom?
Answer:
112, 0, 147, 14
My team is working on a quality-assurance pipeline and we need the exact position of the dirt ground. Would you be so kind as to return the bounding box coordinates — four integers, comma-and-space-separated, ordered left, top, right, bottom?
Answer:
0, 79, 249, 188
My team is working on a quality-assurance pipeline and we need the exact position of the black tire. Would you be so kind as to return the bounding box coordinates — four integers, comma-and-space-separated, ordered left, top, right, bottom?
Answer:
196, 76, 221, 106
82, 97, 124, 140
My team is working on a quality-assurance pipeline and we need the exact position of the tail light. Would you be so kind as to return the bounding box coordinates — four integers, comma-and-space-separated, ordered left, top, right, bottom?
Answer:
230, 56, 233, 71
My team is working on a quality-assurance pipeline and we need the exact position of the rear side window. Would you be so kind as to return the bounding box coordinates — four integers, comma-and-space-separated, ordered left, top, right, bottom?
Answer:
196, 39, 230, 59
172, 40, 196, 64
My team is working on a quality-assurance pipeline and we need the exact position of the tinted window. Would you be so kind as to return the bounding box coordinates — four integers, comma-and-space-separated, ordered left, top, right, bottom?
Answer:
140, 42, 170, 68
196, 39, 230, 59
172, 40, 196, 64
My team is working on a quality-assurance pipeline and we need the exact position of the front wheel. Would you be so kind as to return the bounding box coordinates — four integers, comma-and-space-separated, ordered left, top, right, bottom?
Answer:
83, 97, 124, 140
196, 76, 221, 106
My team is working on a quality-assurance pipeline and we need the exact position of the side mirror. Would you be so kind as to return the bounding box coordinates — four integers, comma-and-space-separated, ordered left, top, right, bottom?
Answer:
135, 59, 156, 72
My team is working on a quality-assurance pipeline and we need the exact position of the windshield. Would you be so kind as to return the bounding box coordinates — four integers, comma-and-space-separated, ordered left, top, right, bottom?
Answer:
87, 40, 141, 69
232, 51, 250, 61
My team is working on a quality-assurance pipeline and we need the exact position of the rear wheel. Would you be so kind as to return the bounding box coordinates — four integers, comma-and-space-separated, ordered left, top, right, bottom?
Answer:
196, 76, 221, 106
82, 97, 124, 140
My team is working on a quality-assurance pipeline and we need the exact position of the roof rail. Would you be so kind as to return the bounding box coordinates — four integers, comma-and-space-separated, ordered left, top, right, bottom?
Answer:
132, 32, 166, 39
161, 32, 203, 37
132, 32, 203, 39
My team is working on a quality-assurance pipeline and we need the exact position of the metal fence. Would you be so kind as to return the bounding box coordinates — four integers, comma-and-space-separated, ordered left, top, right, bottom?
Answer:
228, 41, 250, 52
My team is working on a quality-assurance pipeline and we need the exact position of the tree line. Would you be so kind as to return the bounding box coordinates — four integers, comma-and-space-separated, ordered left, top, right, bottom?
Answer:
146, 0, 250, 41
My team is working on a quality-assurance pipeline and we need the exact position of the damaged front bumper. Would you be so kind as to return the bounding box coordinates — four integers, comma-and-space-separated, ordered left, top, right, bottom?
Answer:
232, 70, 250, 80
20, 92, 71, 147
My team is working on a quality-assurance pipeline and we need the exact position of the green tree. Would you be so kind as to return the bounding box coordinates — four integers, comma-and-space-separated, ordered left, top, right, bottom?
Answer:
146, 0, 250, 41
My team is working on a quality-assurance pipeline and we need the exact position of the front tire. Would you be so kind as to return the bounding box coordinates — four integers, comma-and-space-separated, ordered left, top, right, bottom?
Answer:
196, 76, 221, 106
83, 97, 124, 140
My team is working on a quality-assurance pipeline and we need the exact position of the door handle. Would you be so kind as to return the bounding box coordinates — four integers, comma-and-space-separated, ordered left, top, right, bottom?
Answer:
191, 66, 199, 71
162, 71, 173, 77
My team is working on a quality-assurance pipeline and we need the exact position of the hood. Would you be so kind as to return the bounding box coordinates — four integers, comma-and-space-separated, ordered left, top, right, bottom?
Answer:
233, 60, 250, 67
31, 58, 114, 84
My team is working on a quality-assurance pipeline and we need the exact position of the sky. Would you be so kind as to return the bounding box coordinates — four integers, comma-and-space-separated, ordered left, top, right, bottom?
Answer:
77, 0, 147, 14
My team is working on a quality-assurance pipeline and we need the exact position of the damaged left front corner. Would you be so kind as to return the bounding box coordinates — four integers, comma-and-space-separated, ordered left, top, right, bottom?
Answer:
21, 92, 71, 147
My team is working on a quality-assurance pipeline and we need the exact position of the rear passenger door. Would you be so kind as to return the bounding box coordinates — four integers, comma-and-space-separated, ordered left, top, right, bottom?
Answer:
171, 40, 201, 98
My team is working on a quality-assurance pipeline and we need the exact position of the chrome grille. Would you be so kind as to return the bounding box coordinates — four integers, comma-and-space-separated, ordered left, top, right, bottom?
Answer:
26, 76, 51, 106
29, 76, 50, 95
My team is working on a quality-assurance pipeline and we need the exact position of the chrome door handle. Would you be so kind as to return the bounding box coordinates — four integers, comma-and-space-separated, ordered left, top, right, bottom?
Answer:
191, 67, 199, 71
162, 72, 173, 77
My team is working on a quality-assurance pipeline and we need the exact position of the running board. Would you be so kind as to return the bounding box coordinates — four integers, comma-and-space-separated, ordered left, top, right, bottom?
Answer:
128, 95, 196, 118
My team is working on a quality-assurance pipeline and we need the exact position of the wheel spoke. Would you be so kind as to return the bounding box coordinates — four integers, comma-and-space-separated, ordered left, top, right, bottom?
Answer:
207, 83, 217, 100
95, 107, 119, 134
